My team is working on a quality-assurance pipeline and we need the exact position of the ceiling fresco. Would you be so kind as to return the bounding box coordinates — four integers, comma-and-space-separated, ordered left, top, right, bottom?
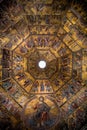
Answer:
0, 0, 87, 130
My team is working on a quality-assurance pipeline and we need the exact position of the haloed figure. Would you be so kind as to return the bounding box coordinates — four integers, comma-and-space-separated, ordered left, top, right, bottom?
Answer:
33, 97, 50, 127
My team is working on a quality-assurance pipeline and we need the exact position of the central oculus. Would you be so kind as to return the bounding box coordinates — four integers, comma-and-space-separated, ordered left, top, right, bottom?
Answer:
38, 60, 46, 69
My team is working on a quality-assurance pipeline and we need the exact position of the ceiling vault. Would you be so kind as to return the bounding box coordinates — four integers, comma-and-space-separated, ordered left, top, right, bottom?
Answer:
0, 0, 87, 130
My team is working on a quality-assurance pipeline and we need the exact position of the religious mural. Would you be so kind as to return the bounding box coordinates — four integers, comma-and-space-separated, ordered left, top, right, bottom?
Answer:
0, 0, 87, 130
22, 96, 60, 130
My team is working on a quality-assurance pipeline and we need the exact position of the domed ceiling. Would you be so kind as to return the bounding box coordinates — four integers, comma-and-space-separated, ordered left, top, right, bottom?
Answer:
0, 0, 87, 130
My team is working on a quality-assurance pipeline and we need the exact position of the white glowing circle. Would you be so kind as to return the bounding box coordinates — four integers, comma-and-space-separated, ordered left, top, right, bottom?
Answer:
38, 60, 46, 69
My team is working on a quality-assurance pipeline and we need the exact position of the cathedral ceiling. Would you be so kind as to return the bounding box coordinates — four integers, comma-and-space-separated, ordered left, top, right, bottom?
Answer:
0, 0, 87, 130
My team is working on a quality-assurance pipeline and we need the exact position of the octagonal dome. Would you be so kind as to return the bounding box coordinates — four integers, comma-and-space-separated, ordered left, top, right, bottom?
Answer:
0, 0, 87, 130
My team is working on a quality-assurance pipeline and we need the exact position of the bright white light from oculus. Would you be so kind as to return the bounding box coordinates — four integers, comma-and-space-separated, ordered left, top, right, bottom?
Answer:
38, 60, 46, 69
